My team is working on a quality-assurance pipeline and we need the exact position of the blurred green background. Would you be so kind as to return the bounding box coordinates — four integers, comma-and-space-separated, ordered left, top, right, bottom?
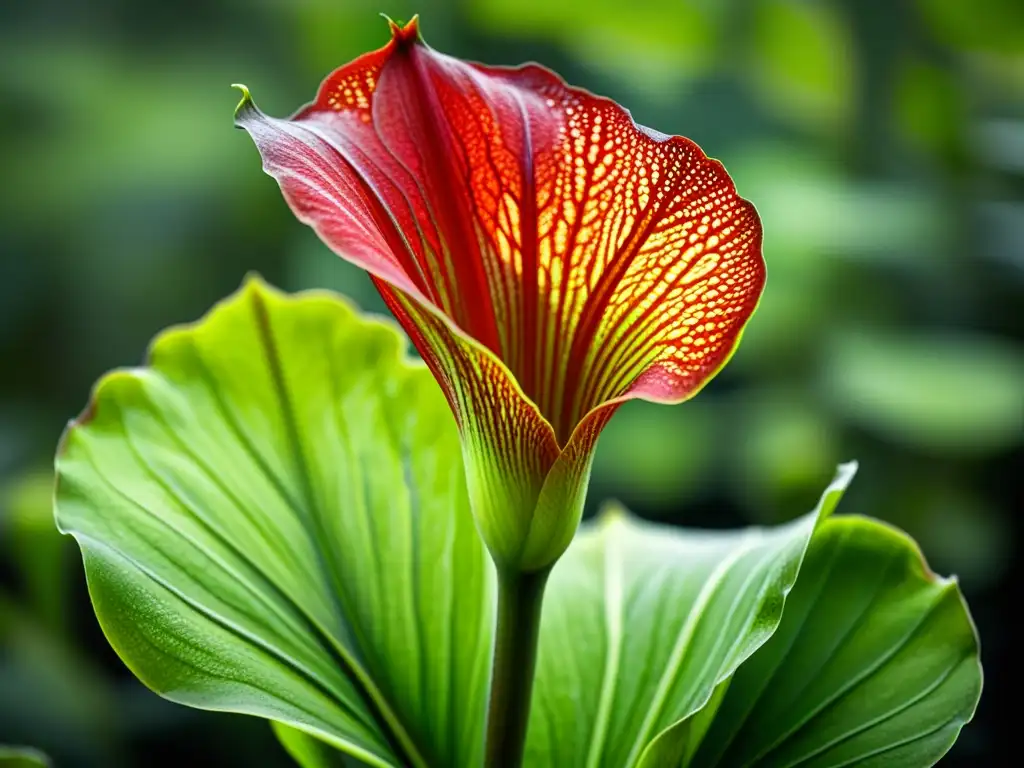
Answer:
1, 0, 1021, 765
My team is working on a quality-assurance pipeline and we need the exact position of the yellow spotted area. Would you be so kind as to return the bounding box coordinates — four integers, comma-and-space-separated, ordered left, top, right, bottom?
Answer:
316, 48, 383, 123
445, 66, 762, 442
325, 74, 374, 110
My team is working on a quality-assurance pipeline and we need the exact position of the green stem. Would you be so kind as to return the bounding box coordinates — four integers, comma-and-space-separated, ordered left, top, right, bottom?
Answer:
484, 567, 550, 768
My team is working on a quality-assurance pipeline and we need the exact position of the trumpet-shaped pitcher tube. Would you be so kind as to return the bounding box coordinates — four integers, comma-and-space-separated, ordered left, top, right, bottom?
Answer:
234, 17, 764, 573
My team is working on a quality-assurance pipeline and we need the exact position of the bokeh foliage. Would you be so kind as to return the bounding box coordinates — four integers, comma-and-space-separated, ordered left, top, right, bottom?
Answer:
1, 0, 1020, 764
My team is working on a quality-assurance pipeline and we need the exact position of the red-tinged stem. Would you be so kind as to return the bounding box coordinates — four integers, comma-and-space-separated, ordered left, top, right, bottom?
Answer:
484, 568, 550, 768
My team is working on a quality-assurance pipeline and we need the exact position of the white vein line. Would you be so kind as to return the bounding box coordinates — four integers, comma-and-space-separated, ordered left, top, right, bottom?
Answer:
584, 520, 626, 768
682, 539, 786, 712
638, 534, 804, 767
624, 530, 765, 768
779, 647, 973, 768
811, 716, 962, 768
748, 556, 934, 766
706, 526, 851, 766
73, 531, 392, 758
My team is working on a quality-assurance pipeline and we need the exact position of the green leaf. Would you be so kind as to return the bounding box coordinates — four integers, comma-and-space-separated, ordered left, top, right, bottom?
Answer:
54, 277, 494, 768
526, 464, 981, 767
682, 516, 981, 767
468, 0, 717, 88
525, 464, 856, 767
822, 331, 1024, 453
2, 469, 74, 637
750, 0, 855, 133
0, 748, 50, 768
917, 0, 1024, 54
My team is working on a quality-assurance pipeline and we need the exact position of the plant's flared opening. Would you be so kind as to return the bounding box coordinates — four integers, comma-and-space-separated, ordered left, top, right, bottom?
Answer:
234, 15, 764, 450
